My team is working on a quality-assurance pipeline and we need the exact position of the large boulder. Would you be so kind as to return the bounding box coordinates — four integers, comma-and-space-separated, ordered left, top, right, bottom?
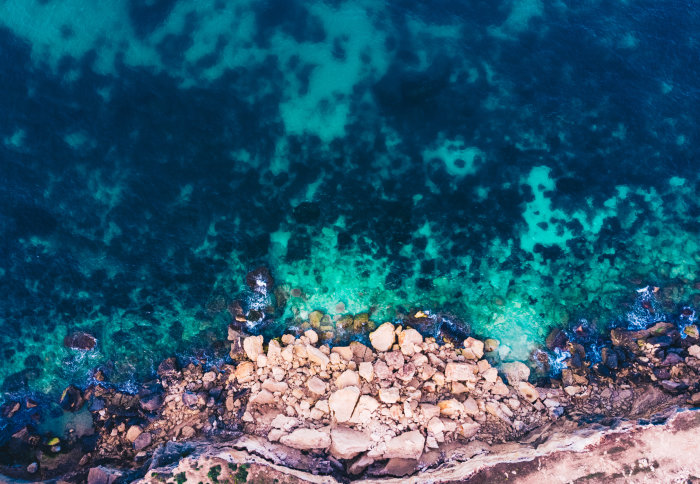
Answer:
383, 430, 425, 460
501, 361, 531, 385
369, 322, 396, 352
64, 331, 97, 350
243, 335, 264, 361
330, 387, 360, 422
398, 328, 423, 355
280, 427, 330, 450
330, 427, 373, 459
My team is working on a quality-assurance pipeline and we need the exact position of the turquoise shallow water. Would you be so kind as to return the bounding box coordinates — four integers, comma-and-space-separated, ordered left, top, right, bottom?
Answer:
1, 0, 700, 399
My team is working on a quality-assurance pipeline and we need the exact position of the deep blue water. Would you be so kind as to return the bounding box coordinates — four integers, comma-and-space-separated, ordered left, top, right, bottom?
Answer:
1, 0, 700, 397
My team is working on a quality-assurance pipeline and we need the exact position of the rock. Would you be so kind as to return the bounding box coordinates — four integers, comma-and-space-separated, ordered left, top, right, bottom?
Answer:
280, 427, 330, 450
180, 426, 195, 439
518, 382, 539, 403
378, 458, 419, 477
385, 351, 405, 369
396, 363, 417, 382
491, 381, 510, 396
684, 325, 699, 339
126, 425, 142, 442
307, 376, 327, 395
261, 379, 288, 393
457, 421, 480, 439
379, 387, 401, 404
59, 385, 84, 412
501, 361, 531, 385
87, 466, 123, 484
427, 417, 445, 435
350, 395, 380, 423
243, 335, 264, 361
546, 328, 569, 350
249, 389, 275, 405
349, 454, 375, 475
370, 322, 396, 352
484, 338, 500, 352
330, 427, 373, 459
336, 370, 360, 388
689, 345, 700, 359
271, 414, 298, 432
246, 266, 273, 293
331, 346, 354, 361
304, 329, 319, 344
139, 393, 163, 412
182, 392, 198, 407
438, 399, 463, 417
63, 331, 97, 350
359, 361, 374, 382
398, 328, 423, 355
330, 387, 360, 422
384, 430, 425, 460
564, 385, 583, 396
235, 361, 255, 383
157, 357, 180, 377
374, 360, 392, 380
133, 431, 152, 450
483, 367, 499, 383
463, 337, 484, 360
306, 345, 330, 368
445, 362, 477, 382
26, 462, 38, 474
463, 397, 479, 416
267, 339, 282, 362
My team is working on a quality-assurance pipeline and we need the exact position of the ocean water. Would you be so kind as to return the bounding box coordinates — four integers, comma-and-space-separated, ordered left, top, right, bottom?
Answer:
1, 0, 700, 398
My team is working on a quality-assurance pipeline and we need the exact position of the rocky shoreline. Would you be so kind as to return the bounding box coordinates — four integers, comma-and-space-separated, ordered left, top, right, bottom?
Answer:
3, 304, 700, 483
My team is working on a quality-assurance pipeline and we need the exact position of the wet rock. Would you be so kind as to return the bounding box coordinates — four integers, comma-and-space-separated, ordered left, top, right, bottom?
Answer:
330, 427, 372, 459
59, 385, 84, 412
157, 357, 180, 377
501, 361, 531, 385
601, 347, 619, 370
330, 387, 360, 422
546, 328, 569, 350
246, 266, 274, 293
280, 427, 331, 450
2, 400, 20, 418
384, 430, 425, 460
484, 338, 500, 352
64, 331, 97, 350
370, 322, 396, 352
660, 380, 687, 393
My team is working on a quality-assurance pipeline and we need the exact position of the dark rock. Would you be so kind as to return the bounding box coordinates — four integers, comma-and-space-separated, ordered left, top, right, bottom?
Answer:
59, 385, 85, 412
647, 335, 672, 347
660, 380, 687, 393
661, 352, 683, 366
88, 398, 105, 412
2, 400, 21, 418
182, 393, 198, 407
569, 352, 583, 369
546, 328, 568, 350
139, 393, 163, 412
245, 266, 274, 293
133, 431, 152, 450
63, 331, 97, 350
87, 466, 123, 484
376, 458, 419, 477
601, 348, 618, 370
157, 357, 180, 377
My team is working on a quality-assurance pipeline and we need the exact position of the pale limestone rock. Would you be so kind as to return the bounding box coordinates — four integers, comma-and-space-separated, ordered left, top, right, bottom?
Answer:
420, 403, 440, 420
267, 429, 285, 442
438, 399, 463, 417
304, 329, 318, 344
501, 361, 531, 385
306, 345, 330, 369
235, 361, 255, 383
383, 430, 425, 460
396, 363, 416, 382
330, 427, 373, 459
336, 369, 360, 389
126, 426, 142, 442
398, 328, 423, 355
262, 379, 289, 393
315, 399, 329, 414
385, 351, 405, 369
427, 416, 445, 435
491, 380, 510, 396
463, 396, 479, 416
249, 389, 275, 405
330, 386, 360, 422
689, 345, 700, 358
374, 360, 392, 380
256, 354, 268, 368
379, 387, 400, 404
280, 427, 331, 450
350, 395, 380, 423
270, 414, 298, 432
267, 339, 282, 362
445, 362, 477, 382
281, 334, 295, 345
359, 361, 374, 382
243, 335, 264, 361
369, 322, 396, 352
307, 376, 327, 395
463, 337, 484, 360
202, 371, 216, 383
281, 346, 294, 363
564, 385, 583, 396
332, 346, 354, 362
483, 367, 499, 383
477, 359, 491, 373
457, 421, 480, 439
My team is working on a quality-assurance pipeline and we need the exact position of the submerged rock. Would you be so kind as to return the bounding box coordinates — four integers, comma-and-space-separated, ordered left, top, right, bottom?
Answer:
63, 331, 97, 350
